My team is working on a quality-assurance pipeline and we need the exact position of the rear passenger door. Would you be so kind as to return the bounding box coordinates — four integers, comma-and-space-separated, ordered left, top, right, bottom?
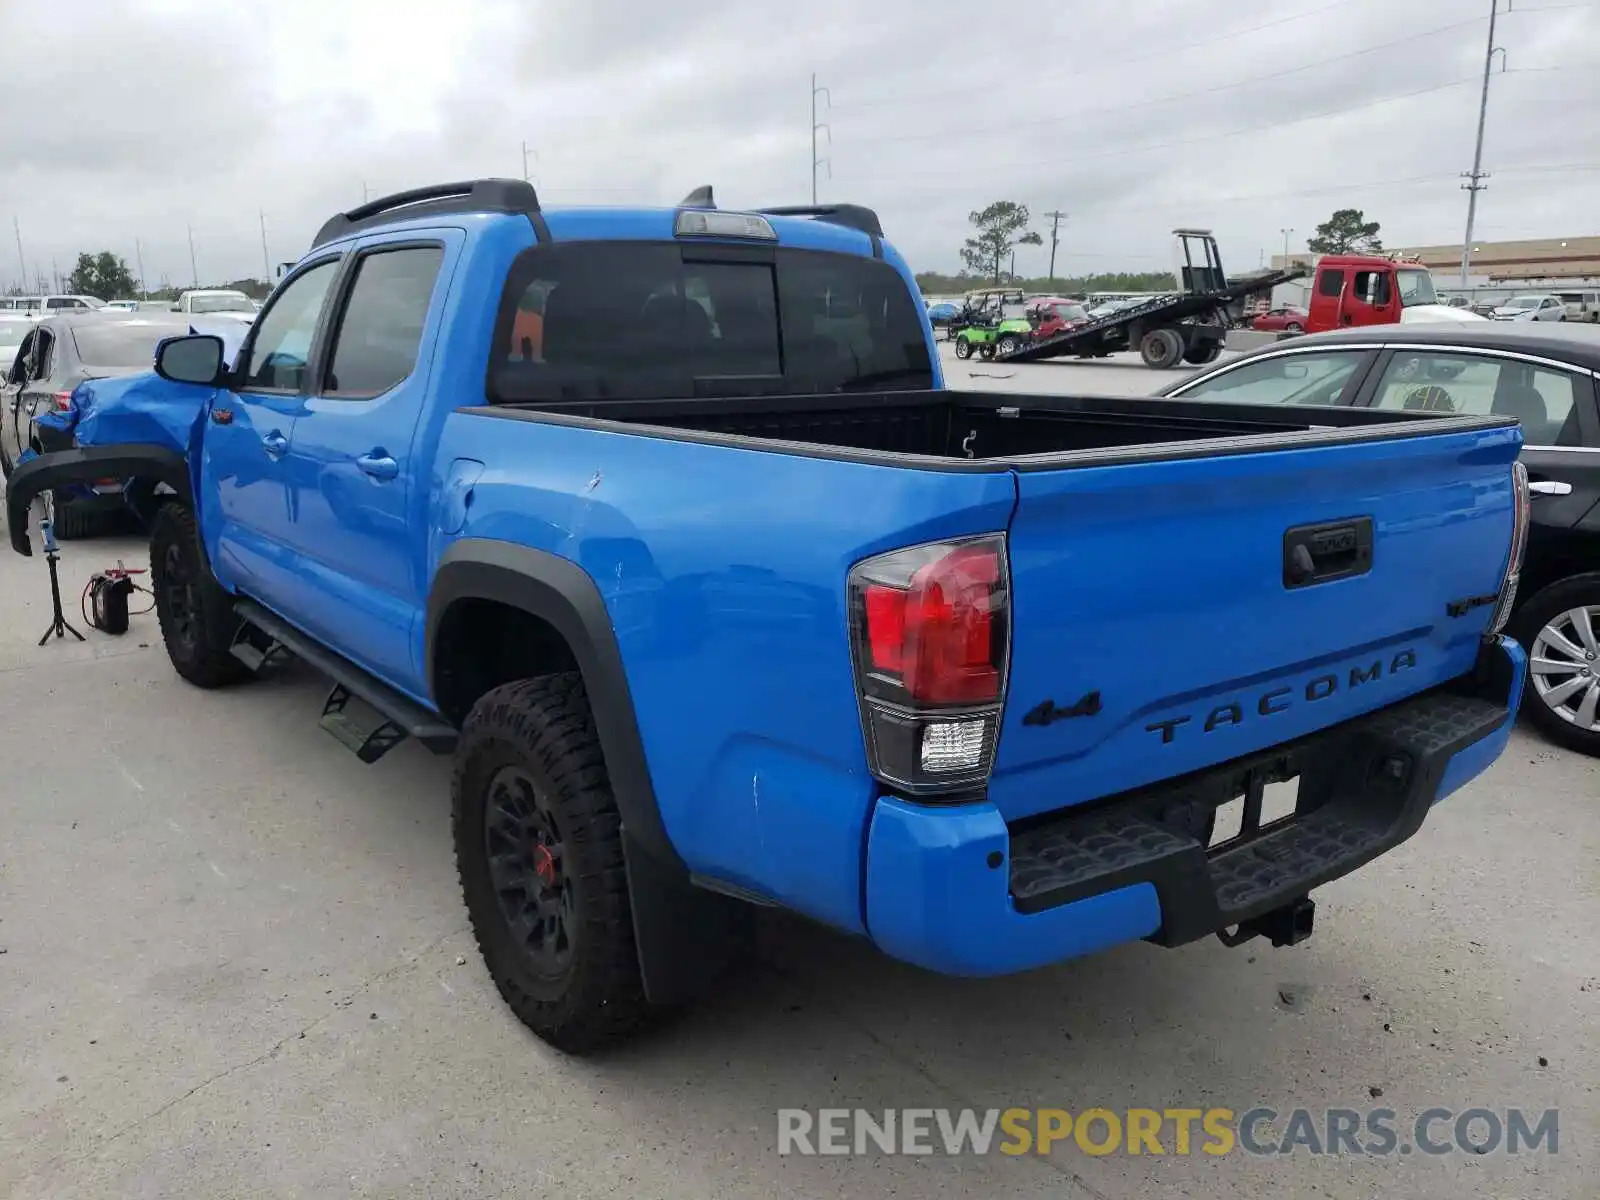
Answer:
1358, 346, 1600, 536
277, 230, 457, 692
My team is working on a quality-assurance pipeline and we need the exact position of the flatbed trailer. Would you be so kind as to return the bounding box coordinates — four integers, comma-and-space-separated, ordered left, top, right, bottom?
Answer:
997, 233, 1306, 369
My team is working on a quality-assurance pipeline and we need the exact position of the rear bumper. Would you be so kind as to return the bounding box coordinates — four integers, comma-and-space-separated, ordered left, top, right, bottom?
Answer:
863, 636, 1524, 977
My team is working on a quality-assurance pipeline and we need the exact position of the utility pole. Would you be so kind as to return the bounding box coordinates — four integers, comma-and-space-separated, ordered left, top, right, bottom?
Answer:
522, 141, 536, 183
362, 180, 370, 203
187, 224, 199, 288
1280, 227, 1295, 267
134, 236, 147, 298
1460, 0, 1504, 287
811, 74, 831, 204
51, 256, 60, 293
1043, 210, 1068, 283
13, 217, 26, 292
1009, 249, 1017, 283
259, 211, 271, 281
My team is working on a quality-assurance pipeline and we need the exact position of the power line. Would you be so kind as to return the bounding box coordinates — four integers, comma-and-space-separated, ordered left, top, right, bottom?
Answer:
840, 15, 1490, 148
1043, 210, 1067, 280
811, 73, 831, 204
836, 65, 1585, 185
830, 0, 1364, 112
1460, 0, 1502, 286
839, 76, 1479, 183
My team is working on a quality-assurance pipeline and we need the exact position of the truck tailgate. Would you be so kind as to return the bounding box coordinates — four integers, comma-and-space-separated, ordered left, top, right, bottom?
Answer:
988, 420, 1521, 823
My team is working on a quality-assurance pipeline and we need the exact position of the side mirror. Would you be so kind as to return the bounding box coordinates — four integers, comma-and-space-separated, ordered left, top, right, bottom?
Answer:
154, 335, 225, 386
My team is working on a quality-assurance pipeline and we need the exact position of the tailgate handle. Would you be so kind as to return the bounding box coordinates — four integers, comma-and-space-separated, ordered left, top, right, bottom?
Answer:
1283, 517, 1372, 589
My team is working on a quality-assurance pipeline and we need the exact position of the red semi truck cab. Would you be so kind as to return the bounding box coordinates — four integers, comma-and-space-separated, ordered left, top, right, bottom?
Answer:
1303, 254, 1477, 333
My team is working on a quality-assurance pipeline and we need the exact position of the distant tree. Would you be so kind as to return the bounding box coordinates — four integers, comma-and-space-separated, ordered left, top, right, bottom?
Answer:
1307, 209, 1383, 256
219, 278, 270, 300
65, 251, 139, 300
960, 201, 1044, 285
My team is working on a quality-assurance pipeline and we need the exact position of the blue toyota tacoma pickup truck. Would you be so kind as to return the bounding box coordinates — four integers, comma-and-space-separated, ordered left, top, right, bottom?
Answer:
6, 180, 1531, 1052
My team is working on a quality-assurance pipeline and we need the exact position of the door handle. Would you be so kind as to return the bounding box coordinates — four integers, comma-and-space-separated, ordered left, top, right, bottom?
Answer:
356, 451, 399, 481
261, 430, 288, 459
1528, 480, 1572, 496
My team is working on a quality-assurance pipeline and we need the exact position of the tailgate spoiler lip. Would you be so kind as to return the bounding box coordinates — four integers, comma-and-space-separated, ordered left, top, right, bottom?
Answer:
6, 445, 191, 556
1004, 412, 1520, 472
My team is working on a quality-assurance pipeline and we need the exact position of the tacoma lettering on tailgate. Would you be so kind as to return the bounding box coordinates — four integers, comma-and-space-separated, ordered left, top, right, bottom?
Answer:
1144, 650, 1417, 744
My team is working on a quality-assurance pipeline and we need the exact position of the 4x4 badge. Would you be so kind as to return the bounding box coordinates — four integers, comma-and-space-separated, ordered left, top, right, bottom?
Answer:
1022, 691, 1102, 726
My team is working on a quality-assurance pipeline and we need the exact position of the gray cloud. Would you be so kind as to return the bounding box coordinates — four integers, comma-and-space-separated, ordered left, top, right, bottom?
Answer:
1, 0, 1595, 292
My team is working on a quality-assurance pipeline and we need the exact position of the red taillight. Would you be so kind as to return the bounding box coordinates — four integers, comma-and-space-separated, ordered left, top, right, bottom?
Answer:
53, 390, 73, 411
850, 536, 1010, 795
863, 545, 1001, 703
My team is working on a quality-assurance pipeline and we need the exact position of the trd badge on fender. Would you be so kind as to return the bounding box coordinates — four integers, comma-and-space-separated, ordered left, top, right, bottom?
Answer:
1144, 649, 1417, 744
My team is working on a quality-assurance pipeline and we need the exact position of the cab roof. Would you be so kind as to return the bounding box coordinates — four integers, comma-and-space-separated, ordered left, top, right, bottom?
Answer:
310, 178, 887, 258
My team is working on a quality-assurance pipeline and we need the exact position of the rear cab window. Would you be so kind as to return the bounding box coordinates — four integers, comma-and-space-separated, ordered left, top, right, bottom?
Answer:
488, 243, 933, 402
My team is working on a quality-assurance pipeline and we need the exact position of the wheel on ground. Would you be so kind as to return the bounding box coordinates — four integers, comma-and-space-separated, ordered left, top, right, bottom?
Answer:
953, 338, 972, 360
49, 490, 110, 540
149, 503, 250, 688
997, 334, 1019, 356
1139, 327, 1184, 369
453, 674, 651, 1053
978, 343, 995, 360
1284, 322, 1303, 335
1182, 342, 1222, 365
1512, 577, 1600, 757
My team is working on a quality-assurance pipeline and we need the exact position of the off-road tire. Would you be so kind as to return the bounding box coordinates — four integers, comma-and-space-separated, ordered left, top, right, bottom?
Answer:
979, 343, 996, 360
149, 503, 249, 688
453, 674, 651, 1054
1510, 575, 1600, 758
997, 334, 1020, 356
953, 338, 972, 360
50, 491, 105, 541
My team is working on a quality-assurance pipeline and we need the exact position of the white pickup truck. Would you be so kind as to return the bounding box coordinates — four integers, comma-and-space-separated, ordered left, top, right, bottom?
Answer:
170, 289, 257, 323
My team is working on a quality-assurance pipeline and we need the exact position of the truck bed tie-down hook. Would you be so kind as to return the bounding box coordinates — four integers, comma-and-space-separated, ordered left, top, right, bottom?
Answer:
962, 430, 977, 459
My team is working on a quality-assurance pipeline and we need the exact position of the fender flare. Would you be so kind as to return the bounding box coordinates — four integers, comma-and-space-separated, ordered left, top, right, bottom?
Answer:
6, 445, 192, 556
425, 538, 677, 868
426, 539, 748, 1004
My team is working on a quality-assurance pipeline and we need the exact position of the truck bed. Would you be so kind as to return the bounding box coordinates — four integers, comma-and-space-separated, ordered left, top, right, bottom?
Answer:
473, 388, 1509, 469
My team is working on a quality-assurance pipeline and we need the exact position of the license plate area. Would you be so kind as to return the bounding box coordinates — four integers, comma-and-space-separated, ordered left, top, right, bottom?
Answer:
1208, 773, 1301, 851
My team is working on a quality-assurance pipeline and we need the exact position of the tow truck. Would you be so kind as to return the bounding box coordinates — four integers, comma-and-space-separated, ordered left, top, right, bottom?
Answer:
998, 229, 1305, 369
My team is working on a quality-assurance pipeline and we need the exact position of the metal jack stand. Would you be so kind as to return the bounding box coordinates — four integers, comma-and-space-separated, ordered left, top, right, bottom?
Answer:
37, 515, 84, 645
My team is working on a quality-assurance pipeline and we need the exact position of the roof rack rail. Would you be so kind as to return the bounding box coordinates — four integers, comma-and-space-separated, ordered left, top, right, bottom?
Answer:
680, 185, 715, 208
757, 204, 883, 239
311, 178, 545, 248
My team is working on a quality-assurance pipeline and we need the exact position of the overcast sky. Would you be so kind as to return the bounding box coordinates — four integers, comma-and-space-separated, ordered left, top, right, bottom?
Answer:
1, 0, 1596, 292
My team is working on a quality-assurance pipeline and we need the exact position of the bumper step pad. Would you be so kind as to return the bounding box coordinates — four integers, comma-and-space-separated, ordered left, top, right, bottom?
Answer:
1006, 685, 1508, 945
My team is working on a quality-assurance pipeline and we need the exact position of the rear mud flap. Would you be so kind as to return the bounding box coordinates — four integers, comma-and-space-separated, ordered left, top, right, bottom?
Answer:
5, 445, 191, 556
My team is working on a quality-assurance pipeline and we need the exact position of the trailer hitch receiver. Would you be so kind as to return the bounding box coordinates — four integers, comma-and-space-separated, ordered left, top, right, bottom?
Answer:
1217, 896, 1315, 949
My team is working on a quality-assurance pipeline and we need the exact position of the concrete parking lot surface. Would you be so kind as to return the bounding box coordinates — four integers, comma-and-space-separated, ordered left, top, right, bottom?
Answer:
2, 350, 1596, 1197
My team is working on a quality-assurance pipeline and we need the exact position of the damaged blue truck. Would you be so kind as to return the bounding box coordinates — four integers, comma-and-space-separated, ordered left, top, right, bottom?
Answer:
5, 180, 1530, 1052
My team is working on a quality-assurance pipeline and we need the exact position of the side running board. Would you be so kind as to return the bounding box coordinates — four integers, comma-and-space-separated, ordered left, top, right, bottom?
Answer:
232, 599, 457, 763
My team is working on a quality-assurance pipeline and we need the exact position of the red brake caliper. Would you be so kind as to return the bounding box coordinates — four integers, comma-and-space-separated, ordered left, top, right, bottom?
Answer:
532, 843, 556, 886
